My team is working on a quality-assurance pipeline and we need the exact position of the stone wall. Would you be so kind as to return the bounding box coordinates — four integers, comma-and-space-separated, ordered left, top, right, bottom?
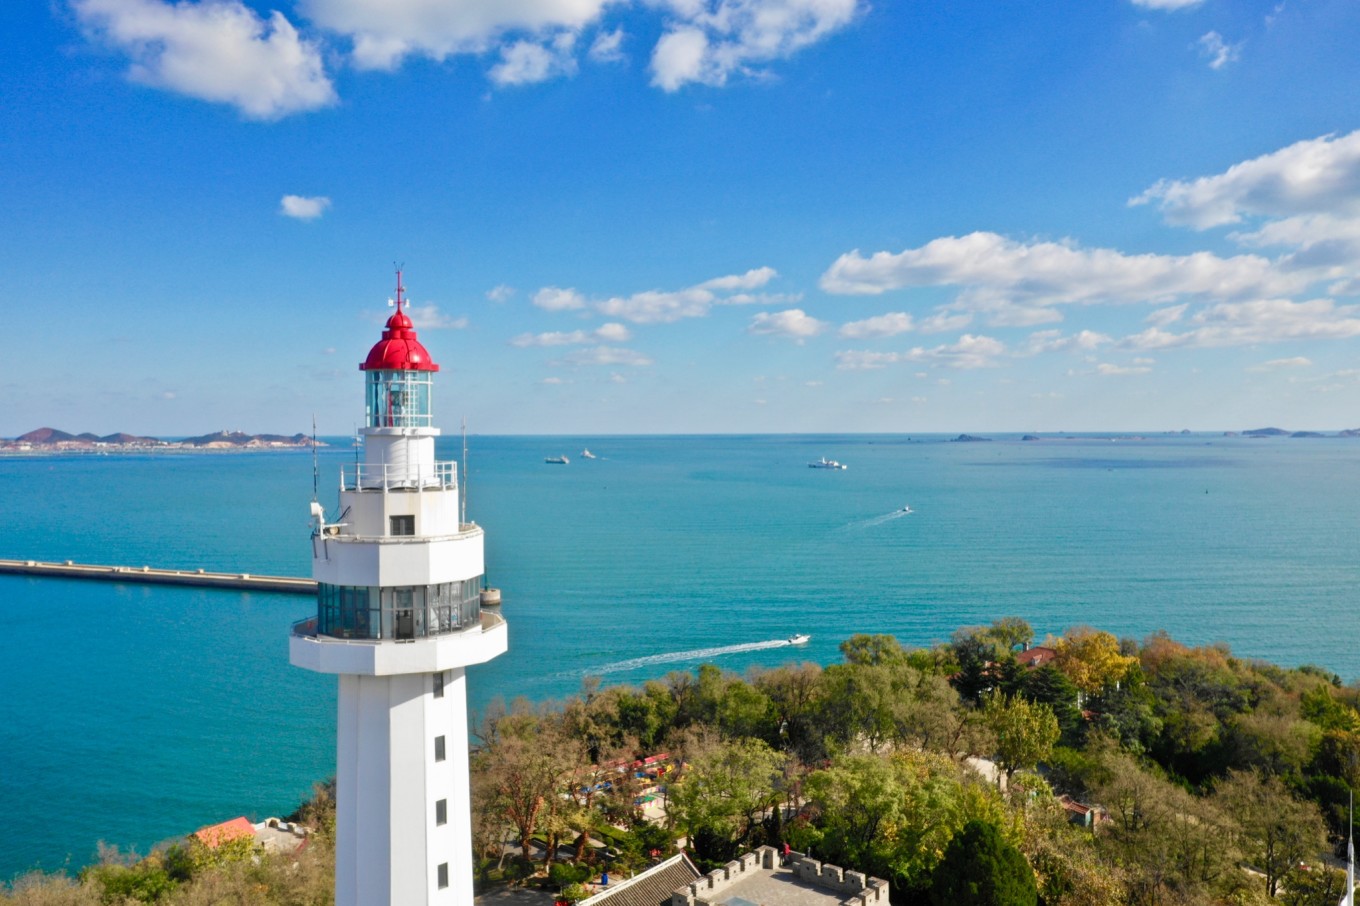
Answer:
669, 846, 889, 906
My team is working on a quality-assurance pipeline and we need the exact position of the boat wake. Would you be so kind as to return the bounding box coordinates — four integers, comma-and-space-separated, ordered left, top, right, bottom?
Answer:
579, 639, 796, 676
839, 508, 915, 531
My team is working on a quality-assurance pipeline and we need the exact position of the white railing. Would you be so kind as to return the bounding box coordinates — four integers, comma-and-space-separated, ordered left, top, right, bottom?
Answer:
341, 460, 457, 491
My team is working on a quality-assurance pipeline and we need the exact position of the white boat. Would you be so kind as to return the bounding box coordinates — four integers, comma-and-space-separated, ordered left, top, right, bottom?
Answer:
808, 457, 847, 470
545, 455, 569, 465
900, 505, 913, 514
787, 634, 811, 645
581, 449, 597, 459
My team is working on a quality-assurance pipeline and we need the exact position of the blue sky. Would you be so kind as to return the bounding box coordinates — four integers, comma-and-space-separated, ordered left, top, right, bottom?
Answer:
3, 0, 1360, 435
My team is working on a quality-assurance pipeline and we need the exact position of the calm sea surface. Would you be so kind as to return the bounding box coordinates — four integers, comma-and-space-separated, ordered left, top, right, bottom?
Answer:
1, 433, 1358, 878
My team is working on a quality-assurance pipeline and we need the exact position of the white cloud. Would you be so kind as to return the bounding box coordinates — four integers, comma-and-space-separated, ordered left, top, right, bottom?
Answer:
406, 304, 468, 329
835, 334, 1006, 371
588, 27, 626, 62
1147, 303, 1189, 326
1022, 329, 1111, 355
280, 194, 331, 219
510, 323, 632, 346
541, 376, 567, 384
700, 266, 777, 291
1121, 298, 1360, 350
820, 231, 1299, 310
1132, 130, 1360, 229
74, 0, 336, 119
298, 0, 611, 70
649, 0, 863, 91
1197, 31, 1242, 70
533, 286, 588, 311
918, 311, 973, 333
1130, 0, 1202, 8
1096, 362, 1152, 376
1248, 356, 1312, 371
748, 308, 827, 342
598, 287, 715, 323
487, 284, 515, 303
489, 32, 578, 85
558, 346, 654, 366
839, 312, 913, 339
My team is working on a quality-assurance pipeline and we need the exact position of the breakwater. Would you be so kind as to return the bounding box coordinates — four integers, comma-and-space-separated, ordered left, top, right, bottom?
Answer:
0, 558, 315, 594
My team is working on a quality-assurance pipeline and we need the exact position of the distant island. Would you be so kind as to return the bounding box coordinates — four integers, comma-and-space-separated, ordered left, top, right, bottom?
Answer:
1, 427, 323, 454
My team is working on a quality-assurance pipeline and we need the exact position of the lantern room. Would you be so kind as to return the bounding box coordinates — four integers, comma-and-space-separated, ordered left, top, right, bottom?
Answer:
360, 272, 439, 430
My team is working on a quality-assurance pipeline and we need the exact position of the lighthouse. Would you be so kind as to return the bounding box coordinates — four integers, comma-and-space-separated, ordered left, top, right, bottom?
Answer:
290, 272, 507, 906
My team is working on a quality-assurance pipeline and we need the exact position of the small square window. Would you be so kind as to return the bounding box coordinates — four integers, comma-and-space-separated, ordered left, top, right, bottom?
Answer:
433, 672, 444, 698
436, 799, 447, 826
390, 515, 415, 536
437, 862, 449, 889
434, 735, 446, 762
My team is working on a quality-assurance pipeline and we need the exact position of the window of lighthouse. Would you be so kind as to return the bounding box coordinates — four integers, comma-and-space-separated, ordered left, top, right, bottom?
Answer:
366, 370, 433, 429
316, 579, 482, 640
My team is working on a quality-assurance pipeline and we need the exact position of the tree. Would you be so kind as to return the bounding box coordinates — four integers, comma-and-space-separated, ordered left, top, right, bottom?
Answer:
1214, 768, 1328, 899
839, 634, 908, 667
982, 692, 1059, 783
668, 737, 784, 867
929, 819, 1037, 906
1053, 627, 1136, 696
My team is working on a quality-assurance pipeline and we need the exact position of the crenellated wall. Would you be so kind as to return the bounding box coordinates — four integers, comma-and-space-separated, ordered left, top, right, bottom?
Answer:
668, 846, 890, 906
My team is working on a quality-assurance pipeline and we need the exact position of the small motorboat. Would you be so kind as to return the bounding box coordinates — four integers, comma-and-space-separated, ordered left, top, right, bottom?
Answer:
900, 505, 913, 514
808, 457, 847, 470
787, 633, 811, 645
581, 449, 597, 459
545, 455, 569, 464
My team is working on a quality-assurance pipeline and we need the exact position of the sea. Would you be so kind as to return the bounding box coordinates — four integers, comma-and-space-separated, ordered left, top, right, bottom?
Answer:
2, 433, 1358, 879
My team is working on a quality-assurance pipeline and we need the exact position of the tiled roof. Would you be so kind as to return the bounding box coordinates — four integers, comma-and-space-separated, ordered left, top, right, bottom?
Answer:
579, 854, 700, 906
193, 816, 255, 849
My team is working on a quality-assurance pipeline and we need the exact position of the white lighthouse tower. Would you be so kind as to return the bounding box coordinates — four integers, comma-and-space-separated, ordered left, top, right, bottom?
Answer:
291, 272, 507, 906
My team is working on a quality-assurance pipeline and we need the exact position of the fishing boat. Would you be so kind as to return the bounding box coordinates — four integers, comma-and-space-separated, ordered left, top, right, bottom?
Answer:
808, 457, 847, 470
787, 634, 811, 645
581, 449, 597, 459
545, 455, 569, 465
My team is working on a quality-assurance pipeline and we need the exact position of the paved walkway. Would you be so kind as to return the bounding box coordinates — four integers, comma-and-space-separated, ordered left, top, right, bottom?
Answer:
475, 887, 558, 905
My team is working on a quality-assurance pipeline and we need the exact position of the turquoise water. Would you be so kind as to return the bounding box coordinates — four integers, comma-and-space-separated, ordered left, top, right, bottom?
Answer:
2, 434, 1359, 878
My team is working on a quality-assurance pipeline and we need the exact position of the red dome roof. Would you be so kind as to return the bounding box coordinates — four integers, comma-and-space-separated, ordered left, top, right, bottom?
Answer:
360, 274, 439, 372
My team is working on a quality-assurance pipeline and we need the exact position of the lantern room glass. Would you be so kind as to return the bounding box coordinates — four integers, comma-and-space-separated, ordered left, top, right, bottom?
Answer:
366, 370, 433, 428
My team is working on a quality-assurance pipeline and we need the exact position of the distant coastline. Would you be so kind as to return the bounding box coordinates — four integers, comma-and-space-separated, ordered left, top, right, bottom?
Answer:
0, 427, 324, 455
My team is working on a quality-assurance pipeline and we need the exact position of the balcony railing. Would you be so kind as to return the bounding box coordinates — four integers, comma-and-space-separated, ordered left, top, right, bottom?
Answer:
341, 460, 456, 492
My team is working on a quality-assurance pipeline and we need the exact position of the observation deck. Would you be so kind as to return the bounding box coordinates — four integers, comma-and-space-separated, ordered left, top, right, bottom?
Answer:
341, 460, 456, 492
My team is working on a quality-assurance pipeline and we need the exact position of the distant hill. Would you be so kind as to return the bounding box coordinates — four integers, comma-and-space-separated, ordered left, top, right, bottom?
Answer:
6, 428, 318, 448
1243, 427, 1290, 437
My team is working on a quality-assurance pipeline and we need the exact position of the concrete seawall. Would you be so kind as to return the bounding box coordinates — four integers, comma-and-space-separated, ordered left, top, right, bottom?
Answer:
0, 558, 315, 594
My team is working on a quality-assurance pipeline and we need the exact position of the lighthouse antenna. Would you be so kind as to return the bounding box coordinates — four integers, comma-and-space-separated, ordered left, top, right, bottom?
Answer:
311, 414, 319, 503
393, 263, 406, 313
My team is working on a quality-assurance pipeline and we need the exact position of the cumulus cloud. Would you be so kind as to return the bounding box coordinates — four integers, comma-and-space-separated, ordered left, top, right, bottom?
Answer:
74, 0, 336, 119
1248, 356, 1312, 371
1197, 31, 1242, 70
589, 27, 626, 62
510, 323, 632, 346
649, 0, 863, 91
839, 312, 913, 339
533, 286, 588, 311
1121, 298, 1360, 350
557, 346, 654, 366
487, 284, 515, 302
489, 32, 578, 85
747, 308, 827, 342
298, 0, 611, 70
1021, 329, 1111, 355
820, 232, 1299, 312
1132, 130, 1360, 229
406, 304, 468, 329
280, 194, 331, 219
542, 267, 781, 324
835, 334, 1006, 371
1096, 362, 1152, 376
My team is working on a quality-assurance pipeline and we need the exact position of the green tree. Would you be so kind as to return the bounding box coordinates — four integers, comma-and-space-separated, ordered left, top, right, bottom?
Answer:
982, 692, 1059, 783
668, 737, 784, 867
839, 634, 908, 667
929, 819, 1037, 906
